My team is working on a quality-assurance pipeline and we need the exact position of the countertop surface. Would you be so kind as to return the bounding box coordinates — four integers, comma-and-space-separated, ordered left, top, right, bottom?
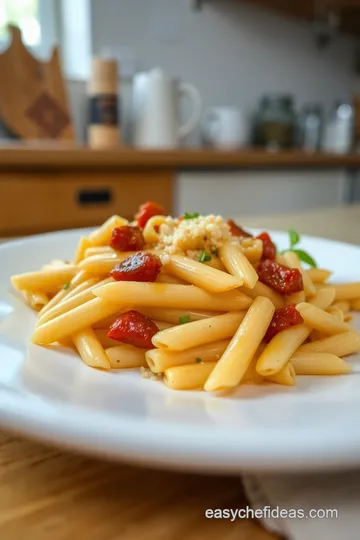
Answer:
0, 145, 360, 169
0, 204, 359, 540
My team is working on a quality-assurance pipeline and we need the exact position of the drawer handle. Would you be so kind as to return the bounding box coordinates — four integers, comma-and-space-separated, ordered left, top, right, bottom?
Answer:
77, 188, 112, 206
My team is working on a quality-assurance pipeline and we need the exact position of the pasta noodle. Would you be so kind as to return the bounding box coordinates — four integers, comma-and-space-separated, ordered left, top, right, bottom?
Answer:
93, 282, 252, 311
204, 297, 275, 391
152, 311, 246, 351
11, 204, 360, 395
219, 242, 258, 289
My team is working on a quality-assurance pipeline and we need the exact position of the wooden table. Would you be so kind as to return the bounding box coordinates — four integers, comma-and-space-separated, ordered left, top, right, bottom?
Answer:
1, 205, 359, 540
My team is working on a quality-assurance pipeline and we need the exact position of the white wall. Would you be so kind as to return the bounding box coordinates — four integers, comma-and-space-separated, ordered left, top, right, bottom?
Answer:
89, 0, 356, 145
175, 171, 348, 216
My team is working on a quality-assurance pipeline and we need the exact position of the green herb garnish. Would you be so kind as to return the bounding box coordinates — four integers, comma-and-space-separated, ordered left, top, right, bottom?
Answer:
212, 248, 219, 256
195, 357, 202, 363
280, 229, 317, 267
63, 282, 71, 290
179, 314, 191, 324
199, 251, 212, 263
184, 212, 199, 220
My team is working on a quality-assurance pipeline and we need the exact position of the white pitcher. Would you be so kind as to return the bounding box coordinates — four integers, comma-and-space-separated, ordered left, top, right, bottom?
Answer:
132, 68, 202, 148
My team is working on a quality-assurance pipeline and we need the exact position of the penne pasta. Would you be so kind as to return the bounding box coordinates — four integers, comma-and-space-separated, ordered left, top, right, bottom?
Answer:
84, 246, 117, 258
165, 254, 241, 292
31, 297, 121, 345
37, 269, 89, 317
74, 236, 91, 265
93, 282, 252, 311
239, 281, 284, 309
282, 251, 316, 297
73, 327, 111, 370
11, 266, 78, 293
156, 273, 187, 285
36, 278, 113, 326
326, 307, 344, 322
285, 291, 306, 306
351, 298, 360, 311
298, 332, 360, 357
266, 362, 296, 386
12, 200, 360, 397
295, 302, 355, 335
256, 325, 310, 377
219, 242, 258, 289
152, 311, 246, 351
146, 339, 230, 373
328, 282, 360, 301
94, 329, 122, 348
23, 290, 49, 311
88, 215, 128, 246
64, 278, 98, 301
291, 352, 351, 375
78, 253, 129, 274
105, 345, 146, 369
330, 300, 351, 313
204, 256, 227, 272
308, 286, 335, 310
164, 362, 217, 390
305, 268, 332, 284
138, 307, 223, 325
204, 297, 275, 392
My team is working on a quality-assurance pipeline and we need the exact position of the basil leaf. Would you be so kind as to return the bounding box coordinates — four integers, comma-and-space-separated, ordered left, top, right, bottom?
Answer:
291, 249, 317, 268
179, 314, 191, 324
288, 228, 300, 248
184, 212, 199, 220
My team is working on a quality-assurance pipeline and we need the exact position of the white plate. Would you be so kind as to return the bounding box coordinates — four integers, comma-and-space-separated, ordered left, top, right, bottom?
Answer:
1, 228, 360, 474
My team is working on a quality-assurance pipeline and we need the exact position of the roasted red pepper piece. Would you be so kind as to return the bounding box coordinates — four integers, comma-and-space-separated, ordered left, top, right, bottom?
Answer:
256, 232, 276, 260
110, 252, 162, 282
257, 259, 303, 294
108, 310, 159, 349
227, 219, 252, 238
264, 304, 304, 342
110, 226, 144, 252
136, 201, 165, 229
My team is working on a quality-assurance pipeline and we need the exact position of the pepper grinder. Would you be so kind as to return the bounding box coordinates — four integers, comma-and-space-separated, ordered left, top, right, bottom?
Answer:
87, 57, 120, 147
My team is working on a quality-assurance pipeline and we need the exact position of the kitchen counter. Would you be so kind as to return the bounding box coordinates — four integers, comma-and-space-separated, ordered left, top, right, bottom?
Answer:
0, 146, 360, 170
1, 205, 358, 540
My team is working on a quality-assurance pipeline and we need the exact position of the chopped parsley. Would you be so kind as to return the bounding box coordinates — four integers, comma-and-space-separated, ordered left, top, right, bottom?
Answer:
195, 357, 202, 363
179, 314, 191, 324
184, 212, 199, 220
211, 248, 219, 256
199, 251, 212, 263
63, 282, 71, 290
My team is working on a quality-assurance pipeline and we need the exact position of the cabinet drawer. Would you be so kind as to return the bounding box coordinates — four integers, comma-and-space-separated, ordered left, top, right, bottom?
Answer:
0, 170, 173, 235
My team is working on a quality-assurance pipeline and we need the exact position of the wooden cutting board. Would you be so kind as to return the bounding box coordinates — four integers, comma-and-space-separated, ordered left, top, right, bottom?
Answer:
0, 25, 74, 140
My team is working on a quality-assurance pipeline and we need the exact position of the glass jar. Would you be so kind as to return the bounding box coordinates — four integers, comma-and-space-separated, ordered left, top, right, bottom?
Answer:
297, 104, 323, 152
254, 95, 296, 150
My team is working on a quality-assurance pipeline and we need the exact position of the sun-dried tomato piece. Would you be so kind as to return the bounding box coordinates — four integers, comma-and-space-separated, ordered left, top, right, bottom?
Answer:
136, 201, 165, 229
110, 226, 144, 252
108, 310, 159, 349
257, 259, 303, 294
110, 252, 162, 282
264, 304, 304, 342
227, 219, 252, 238
257, 232, 276, 260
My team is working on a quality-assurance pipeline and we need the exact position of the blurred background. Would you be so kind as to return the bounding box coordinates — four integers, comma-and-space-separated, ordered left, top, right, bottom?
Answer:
1, 0, 360, 236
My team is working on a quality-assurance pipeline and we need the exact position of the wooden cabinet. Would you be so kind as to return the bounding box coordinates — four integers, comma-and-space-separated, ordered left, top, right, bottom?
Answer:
0, 170, 172, 236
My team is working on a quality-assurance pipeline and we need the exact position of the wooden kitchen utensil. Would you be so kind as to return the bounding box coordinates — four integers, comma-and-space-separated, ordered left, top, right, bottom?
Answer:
0, 25, 74, 140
